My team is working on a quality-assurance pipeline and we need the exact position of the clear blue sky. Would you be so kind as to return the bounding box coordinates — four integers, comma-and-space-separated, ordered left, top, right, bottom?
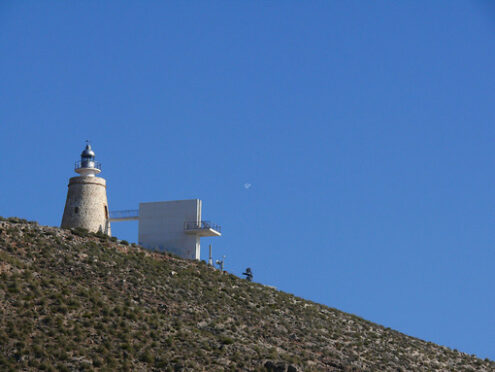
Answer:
1, 0, 494, 360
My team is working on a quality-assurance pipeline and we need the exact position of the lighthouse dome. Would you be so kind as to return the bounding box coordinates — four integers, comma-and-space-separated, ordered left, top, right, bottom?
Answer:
81, 144, 95, 158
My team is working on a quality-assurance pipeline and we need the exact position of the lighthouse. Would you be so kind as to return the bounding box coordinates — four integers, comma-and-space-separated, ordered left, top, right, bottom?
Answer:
61, 142, 111, 235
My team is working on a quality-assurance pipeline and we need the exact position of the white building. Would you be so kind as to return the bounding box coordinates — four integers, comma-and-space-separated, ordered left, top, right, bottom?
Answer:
110, 199, 221, 260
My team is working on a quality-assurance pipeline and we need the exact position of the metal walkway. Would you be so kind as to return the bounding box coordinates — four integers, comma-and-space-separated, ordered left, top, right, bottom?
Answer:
109, 209, 139, 222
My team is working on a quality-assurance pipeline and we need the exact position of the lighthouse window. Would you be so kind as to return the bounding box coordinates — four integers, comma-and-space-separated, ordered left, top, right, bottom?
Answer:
74, 207, 79, 214
104, 205, 109, 219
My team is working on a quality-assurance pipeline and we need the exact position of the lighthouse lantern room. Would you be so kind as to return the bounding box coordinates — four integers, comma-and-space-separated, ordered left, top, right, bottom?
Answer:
75, 142, 101, 177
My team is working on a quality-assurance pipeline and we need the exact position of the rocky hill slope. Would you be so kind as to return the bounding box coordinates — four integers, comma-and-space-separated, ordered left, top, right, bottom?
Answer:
0, 218, 492, 371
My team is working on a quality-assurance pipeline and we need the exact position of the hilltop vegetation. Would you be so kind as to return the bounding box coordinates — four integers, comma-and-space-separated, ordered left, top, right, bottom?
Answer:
0, 217, 493, 371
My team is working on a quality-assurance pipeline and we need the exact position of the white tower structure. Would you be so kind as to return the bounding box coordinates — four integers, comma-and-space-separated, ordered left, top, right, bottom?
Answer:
138, 200, 220, 260
109, 199, 221, 260
61, 143, 111, 235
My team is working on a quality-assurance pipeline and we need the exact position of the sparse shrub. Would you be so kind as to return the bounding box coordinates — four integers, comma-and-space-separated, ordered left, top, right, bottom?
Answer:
8, 217, 28, 224
71, 227, 89, 237
139, 350, 153, 363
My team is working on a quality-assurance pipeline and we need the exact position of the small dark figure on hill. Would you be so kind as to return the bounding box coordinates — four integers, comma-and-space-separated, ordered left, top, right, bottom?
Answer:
243, 267, 253, 281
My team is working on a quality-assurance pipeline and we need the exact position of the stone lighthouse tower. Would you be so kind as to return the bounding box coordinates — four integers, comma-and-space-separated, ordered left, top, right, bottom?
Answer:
61, 143, 111, 235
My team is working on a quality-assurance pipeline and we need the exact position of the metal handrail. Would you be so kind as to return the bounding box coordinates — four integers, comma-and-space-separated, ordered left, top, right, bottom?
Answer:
75, 160, 102, 170
109, 210, 139, 219
184, 220, 221, 233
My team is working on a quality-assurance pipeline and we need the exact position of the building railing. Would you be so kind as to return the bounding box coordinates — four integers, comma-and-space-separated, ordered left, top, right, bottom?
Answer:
109, 209, 139, 220
75, 160, 102, 170
184, 220, 221, 233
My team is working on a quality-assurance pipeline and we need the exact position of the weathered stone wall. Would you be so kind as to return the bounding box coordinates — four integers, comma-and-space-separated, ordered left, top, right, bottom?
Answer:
61, 176, 111, 235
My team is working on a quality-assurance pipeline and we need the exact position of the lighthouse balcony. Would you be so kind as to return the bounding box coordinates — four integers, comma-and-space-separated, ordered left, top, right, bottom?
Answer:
184, 220, 221, 237
75, 160, 101, 170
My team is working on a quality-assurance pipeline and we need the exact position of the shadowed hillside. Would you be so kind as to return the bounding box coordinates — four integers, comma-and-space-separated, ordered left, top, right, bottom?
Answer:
0, 218, 492, 371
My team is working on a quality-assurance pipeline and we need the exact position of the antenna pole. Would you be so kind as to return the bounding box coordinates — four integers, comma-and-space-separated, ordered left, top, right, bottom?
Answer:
215, 255, 226, 272
208, 245, 213, 266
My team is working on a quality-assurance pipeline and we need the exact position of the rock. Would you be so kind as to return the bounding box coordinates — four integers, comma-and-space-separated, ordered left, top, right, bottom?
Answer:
263, 360, 287, 372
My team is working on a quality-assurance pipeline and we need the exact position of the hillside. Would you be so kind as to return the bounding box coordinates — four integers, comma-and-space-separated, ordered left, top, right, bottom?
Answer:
0, 218, 492, 371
